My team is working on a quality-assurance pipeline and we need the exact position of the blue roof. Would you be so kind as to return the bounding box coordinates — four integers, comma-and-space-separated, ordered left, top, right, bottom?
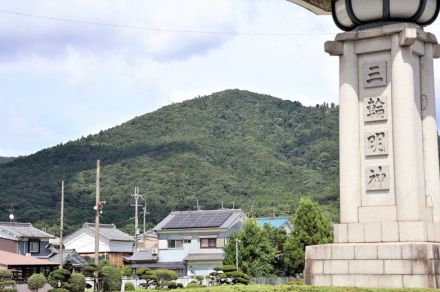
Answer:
256, 217, 290, 229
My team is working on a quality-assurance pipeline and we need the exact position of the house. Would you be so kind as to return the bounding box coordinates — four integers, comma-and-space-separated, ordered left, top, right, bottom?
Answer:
149, 209, 246, 277
0, 250, 58, 283
63, 223, 135, 266
47, 246, 88, 272
0, 222, 55, 258
135, 230, 158, 251
256, 217, 293, 234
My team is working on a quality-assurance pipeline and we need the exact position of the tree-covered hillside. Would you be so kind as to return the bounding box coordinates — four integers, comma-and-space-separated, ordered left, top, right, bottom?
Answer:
0, 90, 339, 235
0, 157, 15, 164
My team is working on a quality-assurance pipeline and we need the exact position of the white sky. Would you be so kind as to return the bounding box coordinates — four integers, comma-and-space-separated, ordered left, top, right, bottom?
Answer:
1, 1, 440, 156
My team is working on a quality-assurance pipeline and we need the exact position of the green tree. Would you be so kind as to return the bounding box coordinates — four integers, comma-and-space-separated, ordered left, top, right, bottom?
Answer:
48, 269, 71, 290
152, 269, 178, 288
262, 224, 288, 276
0, 270, 16, 292
27, 274, 46, 292
224, 220, 277, 277
284, 197, 333, 275
136, 268, 158, 288
101, 265, 121, 292
69, 273, 86, 292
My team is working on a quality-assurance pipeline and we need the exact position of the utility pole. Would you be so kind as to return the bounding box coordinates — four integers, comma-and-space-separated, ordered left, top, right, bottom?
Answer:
59, 180, 64, 268
235, 239, 240, 270
196, 199, 200, 211
221, 201, 224, 209
142, 201, 149, 239
94, 160, 100, 265
131, 187, 141, 251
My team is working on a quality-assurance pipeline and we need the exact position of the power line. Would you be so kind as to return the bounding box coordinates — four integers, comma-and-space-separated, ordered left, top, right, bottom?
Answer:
0, 8, 337, 37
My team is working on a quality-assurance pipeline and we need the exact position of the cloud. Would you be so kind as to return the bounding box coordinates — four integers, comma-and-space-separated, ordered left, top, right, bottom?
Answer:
0, 0, 246, 62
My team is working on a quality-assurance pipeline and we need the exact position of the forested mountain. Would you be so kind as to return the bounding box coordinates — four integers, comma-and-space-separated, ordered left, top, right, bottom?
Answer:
0, 90, 339, 235
0, 157, 15, 164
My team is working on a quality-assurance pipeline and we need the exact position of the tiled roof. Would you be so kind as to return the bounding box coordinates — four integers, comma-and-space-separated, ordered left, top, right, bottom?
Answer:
82, 223, 134, 242
124, 250, 158, 262
184, 253, 224, 261
0, 222, 54, 239
0, 250, 58, 266
256, 217, 291, 229
154, 209, 244, 231
48, 249, 88, 267
131, 262, 185, 269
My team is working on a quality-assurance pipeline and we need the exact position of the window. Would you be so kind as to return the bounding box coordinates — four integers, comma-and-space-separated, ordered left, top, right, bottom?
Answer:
200, 238, 217, 248
29, 240, 40, 253
183, 239, 191, 244
167, 240, 183, 249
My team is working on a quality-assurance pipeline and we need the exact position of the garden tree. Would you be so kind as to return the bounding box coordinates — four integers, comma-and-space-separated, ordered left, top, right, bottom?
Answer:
69, 273, 86, 292
62, 260, 73, 273
224, 220, 277, 277
211, 265, 249, 285
101, 265, 121, 292
27, 274, 46, 292
120, 265, 133, 277
284, 197, 333, 275
262, 224, 288, 276
136, 268, 158, 288
151, 269, 178, 288
0, 270, 16, 292
48, 269, 71, 290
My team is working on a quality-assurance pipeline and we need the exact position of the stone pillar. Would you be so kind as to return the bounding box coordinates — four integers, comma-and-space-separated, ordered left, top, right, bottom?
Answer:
305, 24, 440, 288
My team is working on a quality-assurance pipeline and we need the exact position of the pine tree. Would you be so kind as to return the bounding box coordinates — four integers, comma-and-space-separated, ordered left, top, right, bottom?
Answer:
284, 197, 333, 275
224, 219, 277, 277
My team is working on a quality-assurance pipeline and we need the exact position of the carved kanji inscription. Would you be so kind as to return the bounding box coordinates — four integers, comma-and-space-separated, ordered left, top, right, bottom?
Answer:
366, 165, 390, 191
364, 96, 387, 122
365, 131, 388, 156
363, 61, 387, 88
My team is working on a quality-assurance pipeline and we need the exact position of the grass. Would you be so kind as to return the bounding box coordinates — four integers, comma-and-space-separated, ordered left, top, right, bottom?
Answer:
134, 284, 439, 292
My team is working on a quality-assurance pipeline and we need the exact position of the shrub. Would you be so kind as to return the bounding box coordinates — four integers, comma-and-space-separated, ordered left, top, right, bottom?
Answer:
151, 269, 178, 288
124, 282, 135, 291
0, 270, 16, 292
48, 288, 69, 292
48, 268, 71, 289
69, 273, 86, 292
120, 265, 133, 277
187, 282, 202, 288
101, 265, 121, 292
27, 274, 46, 292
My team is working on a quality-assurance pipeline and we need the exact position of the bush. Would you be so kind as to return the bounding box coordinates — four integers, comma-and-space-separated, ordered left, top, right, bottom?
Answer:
120, 265, 133, 277
48, 268, 71, 289
187, 282, 203, 288
69, 273, 86, 292
0, 270, 16, 292
101, 265, 121, 292
124, 282, 135, 291
27, 274, 46, 291
48, 289, 69, 292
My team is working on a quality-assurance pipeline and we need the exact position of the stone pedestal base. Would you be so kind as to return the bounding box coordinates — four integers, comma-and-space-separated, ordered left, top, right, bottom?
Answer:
304, 242, 440, 288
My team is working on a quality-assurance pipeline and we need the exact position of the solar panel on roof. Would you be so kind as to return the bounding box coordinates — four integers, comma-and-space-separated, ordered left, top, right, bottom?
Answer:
163, 211, 233, 229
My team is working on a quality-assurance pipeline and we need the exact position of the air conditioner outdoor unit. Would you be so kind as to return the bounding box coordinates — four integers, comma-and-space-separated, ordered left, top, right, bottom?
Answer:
152, 248, 158, 255
26, 253, 31, 257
